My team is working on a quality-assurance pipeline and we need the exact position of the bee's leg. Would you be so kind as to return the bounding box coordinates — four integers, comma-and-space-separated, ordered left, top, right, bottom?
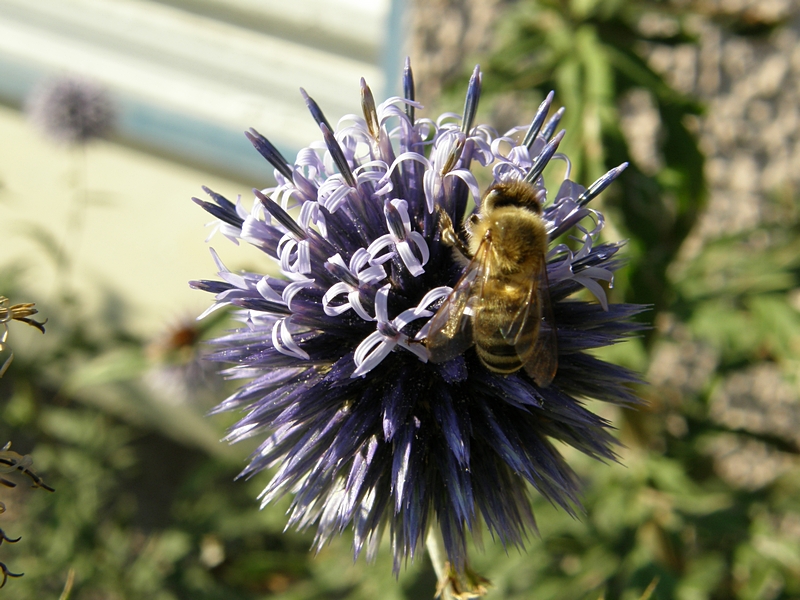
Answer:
436, 207, 471, 259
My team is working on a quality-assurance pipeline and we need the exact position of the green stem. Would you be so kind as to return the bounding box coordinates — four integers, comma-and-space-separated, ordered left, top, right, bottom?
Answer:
426, 526, 454, 600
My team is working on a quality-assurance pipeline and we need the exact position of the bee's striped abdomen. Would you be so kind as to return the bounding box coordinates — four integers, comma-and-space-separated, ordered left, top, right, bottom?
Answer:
473, 281, 539, 374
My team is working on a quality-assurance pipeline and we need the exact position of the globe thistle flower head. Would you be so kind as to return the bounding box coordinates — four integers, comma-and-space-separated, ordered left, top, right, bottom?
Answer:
26, 75, 116, 145
192, 60, 646, 572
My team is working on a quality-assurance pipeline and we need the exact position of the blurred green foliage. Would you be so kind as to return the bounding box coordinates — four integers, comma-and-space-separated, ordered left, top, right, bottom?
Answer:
0, 275, 438, 599
478, 0, 707, 316
2, 0, 800, 598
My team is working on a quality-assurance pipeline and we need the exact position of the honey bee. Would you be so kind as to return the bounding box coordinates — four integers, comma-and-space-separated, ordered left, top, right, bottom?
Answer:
424, 180, 558, 387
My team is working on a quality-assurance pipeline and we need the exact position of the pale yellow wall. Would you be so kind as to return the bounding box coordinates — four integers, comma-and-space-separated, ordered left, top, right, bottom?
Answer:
0, 104, 273, 338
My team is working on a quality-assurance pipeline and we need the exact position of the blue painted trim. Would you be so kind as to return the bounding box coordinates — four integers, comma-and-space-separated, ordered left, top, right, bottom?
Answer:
0, 54, 285, 184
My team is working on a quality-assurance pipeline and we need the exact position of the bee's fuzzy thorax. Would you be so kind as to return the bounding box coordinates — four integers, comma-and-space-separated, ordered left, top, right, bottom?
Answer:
468, 207, 547, 273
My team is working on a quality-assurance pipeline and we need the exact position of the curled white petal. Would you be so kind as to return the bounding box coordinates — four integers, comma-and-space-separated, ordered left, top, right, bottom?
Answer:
385, 152, 431, 183
368, 201, 430, 277
282, 278, 315, 310
323, 282, 353, 316
278, 234, 295, 266
446, 169, 481, 205
299, 202, 328, 238
423, 169, 438, 213
350, 284, 435, 376
470, 135, 496, 166
575, 277, 609, 311
328, 252, 349, 271
377, 96, 424, 119
366, 235, 393, 261
296, 240, 311, 274
348, 248, 370, 273
210, 248, 248, 289
393, 307, 432, 331
396, 240, 425, 277
352, 331, 394, 378
374, 284, 390, 323
408, 231, 430, 265
272, 318, 310, 360
256, 277, 284, 303
322, 259, 378, 320
359, 264, 388, 285
354, 160, 389, 179
196, 301, 229, 320
546, 240, 613, 310
415, 286, 452, 316
279, 237, 312, 275
349, 290, 375, 321
390, 199, 412, 232
318, 177, 353, 213
349, 248, 389, 284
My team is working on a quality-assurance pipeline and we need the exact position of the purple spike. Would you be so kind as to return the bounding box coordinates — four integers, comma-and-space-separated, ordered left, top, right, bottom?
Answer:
578, 163, 629, 206
440, 135, 465, 176
324, 259, 358, 287
361, 78, 380, 140
245, 129, 293, 180
231, 297, 293, 314
541, 107, 565, 141
461, 65, 482, 135
320, 123, 358, 188
403, 57, 415, 122
300, 87, 333, 132
189, 279, 233, 293
522, 91, 554, 149
384, 201, 407, 241
523, 129, 565, 183
253, 189, 306, 239
193, 186, 244, 227
192, 197, 241, 228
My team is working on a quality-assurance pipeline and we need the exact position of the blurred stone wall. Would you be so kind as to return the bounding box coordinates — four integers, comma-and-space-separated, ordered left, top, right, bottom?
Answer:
636, 0, 800, 491
408, 0, 800, 242
407, 0, 800, 492
407, 0, 509, 101
640, 1, 800, 250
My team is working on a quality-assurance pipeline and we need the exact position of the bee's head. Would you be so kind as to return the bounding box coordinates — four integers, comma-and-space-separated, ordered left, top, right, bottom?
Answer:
481, 180, 545, 215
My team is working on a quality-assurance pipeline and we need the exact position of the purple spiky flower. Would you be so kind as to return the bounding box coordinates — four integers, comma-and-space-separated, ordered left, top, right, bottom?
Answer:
192, 60, 645, 573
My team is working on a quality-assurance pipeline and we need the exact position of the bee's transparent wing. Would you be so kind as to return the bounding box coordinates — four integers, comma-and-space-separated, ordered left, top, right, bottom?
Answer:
522, 264, 558, 387
424, 236, 491, 363
499, 278, 535, 347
